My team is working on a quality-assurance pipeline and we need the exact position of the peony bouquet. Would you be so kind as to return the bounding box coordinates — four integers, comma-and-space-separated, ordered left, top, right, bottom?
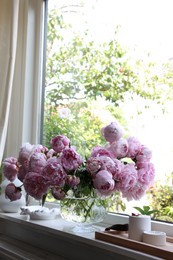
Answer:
2, 121, 155, 206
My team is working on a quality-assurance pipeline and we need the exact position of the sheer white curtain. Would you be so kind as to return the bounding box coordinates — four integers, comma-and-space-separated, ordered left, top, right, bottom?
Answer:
0, 0, 19, 164
0, 0, 44, 165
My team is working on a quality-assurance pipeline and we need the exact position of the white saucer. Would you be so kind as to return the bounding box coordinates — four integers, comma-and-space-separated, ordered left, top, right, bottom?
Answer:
20, 205, 60, 220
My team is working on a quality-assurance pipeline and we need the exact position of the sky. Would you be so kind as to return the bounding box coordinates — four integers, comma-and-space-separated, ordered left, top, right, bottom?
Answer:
87, 0, 173, 60
49, 0, 173, 60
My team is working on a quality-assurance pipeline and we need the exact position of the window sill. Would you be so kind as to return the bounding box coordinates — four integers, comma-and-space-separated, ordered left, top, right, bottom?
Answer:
0, 210, 170, 260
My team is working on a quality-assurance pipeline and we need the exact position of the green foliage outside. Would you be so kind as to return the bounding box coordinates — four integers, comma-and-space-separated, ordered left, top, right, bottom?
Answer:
43, 98, 127, 157
147, 176, 173, 222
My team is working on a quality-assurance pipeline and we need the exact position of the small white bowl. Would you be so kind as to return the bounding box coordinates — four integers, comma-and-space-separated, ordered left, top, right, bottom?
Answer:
142, 230, 166, 246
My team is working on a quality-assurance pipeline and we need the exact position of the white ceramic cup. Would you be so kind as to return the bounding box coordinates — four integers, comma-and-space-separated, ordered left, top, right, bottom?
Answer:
128, 215, 151, 241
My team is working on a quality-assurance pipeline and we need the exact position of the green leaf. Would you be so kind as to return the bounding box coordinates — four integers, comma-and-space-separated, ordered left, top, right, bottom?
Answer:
134, 207, 145, 214
143, 206, 150, 212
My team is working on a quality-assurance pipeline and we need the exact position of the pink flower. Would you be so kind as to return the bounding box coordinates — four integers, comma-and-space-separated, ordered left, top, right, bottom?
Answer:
86, 157, 102, 174
18, 162, 29, 182
93, 170, 115, 196
112, 159, 124, 180
29, 152, 47, 173
137, 162, 155, 185
86, 155, 116, 176
32, 144, 48, 154
101, 122, 123, 143
106, 138, 128, 158
45, 156, 61, 165
90, 146, 113, 158
23, 172, 49, 200
18, 142, 34, 165
65, 175, 80, 188
50, 135, 70, 153
5, 183, 22, 201
51, 187, 66, 200
99, 156, 117, 174
60, 147, 83, 171
43, 157, 66, 186
122, 183, 148, 201
136, 145, 152, 163
3, 157, 18, 182
115, 164, 138, 193
46, 149, 57, 159
126, 136, 142, 159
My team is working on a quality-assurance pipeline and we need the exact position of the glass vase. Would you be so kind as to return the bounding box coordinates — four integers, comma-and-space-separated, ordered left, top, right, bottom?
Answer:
60, 196, 107, 233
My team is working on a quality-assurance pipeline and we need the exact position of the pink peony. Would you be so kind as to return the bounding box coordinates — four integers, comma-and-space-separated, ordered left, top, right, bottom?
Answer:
23, 172, 49, 200
106, 138, 128, 158
32, 144, 48, 154
136, 145, 152, 163
126, 136, 142, 159
18, 162, 29, 182
51, 187, 66, 200
93, 170, 115, 196
3, 157, 18, 182
90, 146, 113, 158
101, 121, 123, 143
115, 163, 138, 193
5, 183, 22, 201
18, 142, 34, 165
29, 152, 47, 173
46, 149, 57, 159
65, 175, 80, 188
137, 162, 155, 186
99, 156, 118, 175
112, 158, 124, 180
50, 135, 70, 153
86, 157, 102, 175
45, 156, 61, 165
87, 155, 119, 176
60, 147, 83, 171
121, 183, 148, 201
42, 157, 66, 186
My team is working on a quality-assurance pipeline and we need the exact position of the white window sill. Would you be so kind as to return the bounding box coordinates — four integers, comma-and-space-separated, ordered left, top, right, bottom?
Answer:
0, 208, 171, 260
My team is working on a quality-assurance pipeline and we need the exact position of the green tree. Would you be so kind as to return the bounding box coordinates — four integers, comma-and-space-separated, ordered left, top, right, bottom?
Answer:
43, 7, 173, 150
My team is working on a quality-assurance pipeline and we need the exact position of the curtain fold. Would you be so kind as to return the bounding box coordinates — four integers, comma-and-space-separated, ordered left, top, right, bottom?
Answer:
0, 0, 19, 165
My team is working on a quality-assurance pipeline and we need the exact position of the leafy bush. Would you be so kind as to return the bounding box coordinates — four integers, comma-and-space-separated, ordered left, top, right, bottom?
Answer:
43, 99, 126, 157
148, 179, 173, 222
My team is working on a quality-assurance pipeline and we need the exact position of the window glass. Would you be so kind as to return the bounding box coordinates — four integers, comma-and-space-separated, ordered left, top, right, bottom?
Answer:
43, 0, 173, 221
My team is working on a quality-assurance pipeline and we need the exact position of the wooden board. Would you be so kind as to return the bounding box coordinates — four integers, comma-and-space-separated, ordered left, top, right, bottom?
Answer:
95, 231, 173, 260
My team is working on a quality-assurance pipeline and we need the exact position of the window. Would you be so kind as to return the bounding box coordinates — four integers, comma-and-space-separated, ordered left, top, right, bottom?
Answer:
42, 0, 173, 221
0, 2, 173, 255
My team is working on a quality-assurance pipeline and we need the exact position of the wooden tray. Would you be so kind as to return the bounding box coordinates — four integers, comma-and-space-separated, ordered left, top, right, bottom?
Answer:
95, 231, 173, 260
